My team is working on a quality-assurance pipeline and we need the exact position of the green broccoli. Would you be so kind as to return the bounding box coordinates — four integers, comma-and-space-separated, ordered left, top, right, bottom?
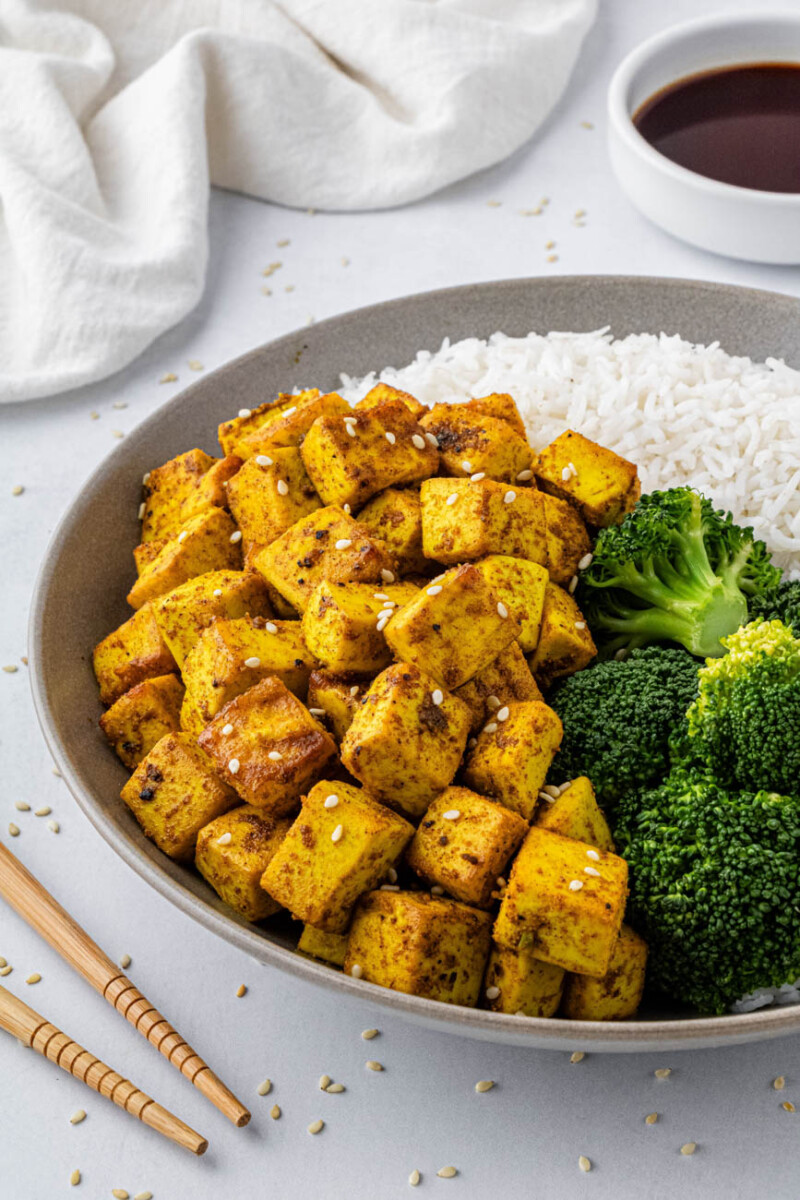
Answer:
685, 619, 800, 795
614, 768, 800, 1014
548, 646, 699, 810
748, 578, 800, 634
578, 487, 780, 659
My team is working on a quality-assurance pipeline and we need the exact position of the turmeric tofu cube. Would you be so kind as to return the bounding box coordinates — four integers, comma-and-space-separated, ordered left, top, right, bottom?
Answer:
535, 776, 615, 852
356, 487, 428, 575
153, 569, 271, 668
99, 674, 184, 769
218, 389, 347, 458
542, 494, 592, 587
406, 787, 527, 909
482, 943, 565, 1017
127, 508, 242, 610
252, 506, 397, 613
383, 564, 519, 691
298, 924, 349, 967
93, 602, 177, 706
420, 478, 547, 566
463, 393, 528, 440
198, 677, 336, 816
535, 430, 640, 528
133, 539, 166, 576
306, 670, 372, 742
195, 806, 292, 922
419, 404, 533, 483
140, 448, 217, 544
300, 401, 438, 510
183, 616, 316, 721
340, 663, 471, 820
261, 780, 414, 933
493, 827, 629, 977
120, 732, 238, 861
301, 580, 418, 673
528, 582, 596, 688
455, 643, 542, 734
226, 447, 320, 552
473, 555, 548, 653
462, 700, 563, 820
180, 689, 208, 739
561, 924, 648, 1020
355, 383, 428, 420
343, 890, 492, 1006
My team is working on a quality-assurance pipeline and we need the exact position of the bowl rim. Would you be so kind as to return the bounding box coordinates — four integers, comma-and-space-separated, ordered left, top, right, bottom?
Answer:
607, 10, 800, 205
27, 273, 800, 1050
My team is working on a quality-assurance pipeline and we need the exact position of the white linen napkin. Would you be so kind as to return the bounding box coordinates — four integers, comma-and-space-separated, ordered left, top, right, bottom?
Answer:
0, 0, 596, 403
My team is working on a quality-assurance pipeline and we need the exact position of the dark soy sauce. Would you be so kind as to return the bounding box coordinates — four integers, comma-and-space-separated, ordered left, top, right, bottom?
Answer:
633, 63, 800, 192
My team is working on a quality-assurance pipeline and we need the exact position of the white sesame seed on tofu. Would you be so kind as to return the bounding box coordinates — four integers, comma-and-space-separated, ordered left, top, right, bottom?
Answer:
265, 621, 278, 633
427, 585, 443, 596
276, 480, 289, 496
517, 469, 533, 481
471, 471, 486, 481
256, 455, 274, 467
412, 434, 426, 449
485, 985, 500, 1000
497, 602, 508, 618
335, 538, 352, 550
228, 759, 240, 775
268, 750, 282, 761
230, 530, 242, 543
578, 552, 593, 570
432, 689, 444, 706
568, 880, 584, 892
324, 794, 339, 808
446, 493, 458, 506
238, 408, 252, 417
504, 490, 516, 504
244, 657, 261, 668
385, 431, 396, 445
217, 832, 232, 846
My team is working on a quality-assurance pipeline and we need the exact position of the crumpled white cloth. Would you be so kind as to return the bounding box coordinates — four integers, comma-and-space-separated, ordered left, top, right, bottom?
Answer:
0, 0, 596, 403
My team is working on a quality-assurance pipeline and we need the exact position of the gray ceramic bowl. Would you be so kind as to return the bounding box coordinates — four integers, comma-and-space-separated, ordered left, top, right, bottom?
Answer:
29, 276, 800, 1052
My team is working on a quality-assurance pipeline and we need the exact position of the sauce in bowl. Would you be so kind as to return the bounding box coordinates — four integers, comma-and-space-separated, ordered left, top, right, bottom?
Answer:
633, 63, 800, 193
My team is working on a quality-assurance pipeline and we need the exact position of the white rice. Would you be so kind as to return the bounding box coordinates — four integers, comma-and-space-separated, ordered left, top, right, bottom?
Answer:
340, 328, 800, 573
341, 327, 800, 1012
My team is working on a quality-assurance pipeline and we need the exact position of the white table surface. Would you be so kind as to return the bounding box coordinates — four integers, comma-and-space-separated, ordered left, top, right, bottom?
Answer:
4, 2, 800, 1197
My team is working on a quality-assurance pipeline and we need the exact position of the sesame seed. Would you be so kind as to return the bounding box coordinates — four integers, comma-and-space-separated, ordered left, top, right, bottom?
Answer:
446, 493, 458, 506
504, 490, 516, 504
244, 656, 261, 669
228, 758, 240, 774
583, 866, 600, 877
412, 434, 426, 449
326, 1083, 345, 1093
26, 974, 41, 985
475, 1080, 495, 1093
257, 1078, 272, 1096
376, 615, 390, 632
366, 1060, 384, 1071
468, 737, 478, 748
575, 621, 586, 630
614, 648, 628, 661
568, 880, 583, 892
335, 538, 352, 550
3, 665, 18, 674
266, 622, 278, 633
570, 1051, 585, 1064
324, 795, 339, 809
543, 785, 561, 798
425, 432, 439, 448
345, 423, 356, 437
111, 430, 124, 439
432, 689, 444, 706
586, 849, 600, 861
680, 1143, 697, 1156
350, 963, 363, 978
578, 1156, 592, 1173
70, 1170, 80, 1187
236, 984, 247, 998
119, 954, 131, 969
270, 1103, 281, 1119
516, 469, 533, 481
496, 876, 507, 888
177, 531, 188, 543
774, 1076, 786, 1090
217, 832, 233, 846
309, 708, 326, 719
70, 1109, 87, 1126
308, 1119, 325, 1135
134, 1193, 153, 1200
578, 552, 593, 570
379, 883, 399, 893
645, 1112, 659, 1124
497, 602, 508, 618
112, 1191, 129, 1199
331, 824, 343, 843
0, 965, 12, 976
276, 480, 289, 496
381, 569, 395, 583
350, 685, 360, 696
431, 885, 444, 895
427, 585, 443, 596
15, 802, 29, 812
222, 723, 234, 735
485, 985, 501, 1000
388, 867, 398, 882
47, 820, 59, 834
256, 455, 274, 467
783, 1101, 796, 1112
142, 472, 150, 485
568, 575, 579, 594
374, 593, 390, 600
238, 408, 252, 417
319, 1074, 332, 1090
89, 410, 100, 418
654, 1067, 672, 1079
581, 120, 594, 129
138, 502, 145, 519
212, 588, 223, 597
385, 431, 397, 445
268, 750, 282, 761
343, 503, 351, 514
470, 472, 486, 481
12, 485, 24, 496
561, 466, 572, 481
461, 460, 473, 472
568, 461, 577, 475
485, 696, 500, 711
7, 822, 19, 837
483, 722, 498, 734
442, 810, 461, 820
496, 706, 510, 722
437, 1167, 457, 1179
362, 1028, 379, 1040
409, 1169, 421, 1187
0, 958, 6, 969
341, 256, 350, 266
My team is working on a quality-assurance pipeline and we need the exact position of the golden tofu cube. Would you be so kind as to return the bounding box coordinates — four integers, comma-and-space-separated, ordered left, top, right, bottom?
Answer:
127, 508, 241, 610
120, 732, 238, 861
99, 674, 184, 769
300, 401, 438, 510
306, 670, 372, 742
355, 383, 428, 420
406, 787, 527, 909
542, 494, 592, 586
455, 642, 542, 734
340, 662, 471, 820
226, 447, 320, 552
483, 943, 565, 1017
463, 700, 563, 820
195, 806, 292, 922
343, 890, 492, 1006
301, 580, 418, 673
261, 780, 414, 933
356, 487, 428, 575
420, 478, 547, 566
183, 616, 316, 722
93, 602, 177, 706
298, 924, 349, 967
153, 569, 271, 668
180, 689, 208, 740
493, 827, 629, 977
218, 389, 346, 458
561, 924, 648, 1020
464, 393, 528, 440
535, 430, 640, 528
140, 448, 217, 544
419, 404, 532, 483
383, 563, 519, 691
473, 555, 549, 653
252, 505, 397, 613
528, 581, 597, 688
198, 676, 336, 816
535, 776, 615, 852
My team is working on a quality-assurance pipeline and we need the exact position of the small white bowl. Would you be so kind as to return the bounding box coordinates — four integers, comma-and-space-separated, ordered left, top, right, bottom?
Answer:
608, 13, 800, 264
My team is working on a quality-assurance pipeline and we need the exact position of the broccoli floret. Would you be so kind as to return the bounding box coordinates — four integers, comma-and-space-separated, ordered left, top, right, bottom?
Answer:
685, 619, 800, 795
579, 487, 781, 659
748, 579, 800, 634
548, 646, 699, 810
614, 769, 800, 1014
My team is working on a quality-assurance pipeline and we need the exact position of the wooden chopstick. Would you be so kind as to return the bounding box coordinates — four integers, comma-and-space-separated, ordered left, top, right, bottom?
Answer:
0, 983, 207, 1154
0, 842, 250, 1127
